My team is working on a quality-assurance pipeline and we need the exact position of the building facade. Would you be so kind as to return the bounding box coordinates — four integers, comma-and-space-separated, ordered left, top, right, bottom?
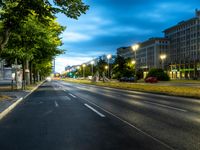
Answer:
117, 38, 169, 77
136, 38, 169, 70
117, 9, 200, 79
163, 9, 200, 79
117, 47, 133, 59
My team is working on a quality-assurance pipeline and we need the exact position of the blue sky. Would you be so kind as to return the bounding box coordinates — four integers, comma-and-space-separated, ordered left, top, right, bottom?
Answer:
55, 0, 200, 72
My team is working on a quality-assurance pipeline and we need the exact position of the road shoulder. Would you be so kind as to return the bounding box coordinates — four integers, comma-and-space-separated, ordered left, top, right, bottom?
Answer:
0, 81, 45, 120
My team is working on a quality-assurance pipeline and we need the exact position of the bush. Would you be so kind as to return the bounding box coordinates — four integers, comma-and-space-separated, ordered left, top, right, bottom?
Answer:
146, 68, 170, 81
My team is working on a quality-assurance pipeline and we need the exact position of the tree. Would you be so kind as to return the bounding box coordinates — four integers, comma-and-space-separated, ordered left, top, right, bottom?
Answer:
112, 55, 134, 79
2, 13, 64, 84
96, 58, 107, 77
0, 0, 89, 52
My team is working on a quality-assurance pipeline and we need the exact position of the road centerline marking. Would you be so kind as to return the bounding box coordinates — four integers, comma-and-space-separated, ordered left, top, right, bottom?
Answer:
143, 101, 187, 112
78, 96, 174, 150
69, 93, 76, 98
54, 101, 59, 107
84, 103, 105, 118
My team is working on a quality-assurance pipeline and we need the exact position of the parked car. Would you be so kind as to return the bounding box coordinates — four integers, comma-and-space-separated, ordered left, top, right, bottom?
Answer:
128, 77, 135, 82
119, 77, 135, 82
145, 77, 158, 83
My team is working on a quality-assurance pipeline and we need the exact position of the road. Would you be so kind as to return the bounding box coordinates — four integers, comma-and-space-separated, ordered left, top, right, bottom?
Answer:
0, 80, 199, 150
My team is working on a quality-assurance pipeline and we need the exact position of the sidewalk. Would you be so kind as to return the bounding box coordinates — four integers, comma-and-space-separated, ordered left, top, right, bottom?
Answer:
0, 90, 29, 113
0, 81, 44, 120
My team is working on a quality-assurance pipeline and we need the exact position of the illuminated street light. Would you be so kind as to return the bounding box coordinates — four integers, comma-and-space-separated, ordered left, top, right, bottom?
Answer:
82, 64, 86, 78
105, 65, 108, 70
76, 66, 80, 69
107, 54, 112, 59
107, 54, 112, 78
131, 60, 136, 65
90, 61, 94, 76
131, 44, 139, 78
160, 54, 167, 70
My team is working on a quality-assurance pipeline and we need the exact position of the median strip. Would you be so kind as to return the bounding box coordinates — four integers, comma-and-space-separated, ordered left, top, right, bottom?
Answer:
84, 103, 105, 117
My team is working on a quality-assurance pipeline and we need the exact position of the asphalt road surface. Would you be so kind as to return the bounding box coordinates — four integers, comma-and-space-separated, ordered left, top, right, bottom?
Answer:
0, 80, 199, 150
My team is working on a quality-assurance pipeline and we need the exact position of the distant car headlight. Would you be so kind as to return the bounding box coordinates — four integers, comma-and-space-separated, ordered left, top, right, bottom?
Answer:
46, 77, 51, 82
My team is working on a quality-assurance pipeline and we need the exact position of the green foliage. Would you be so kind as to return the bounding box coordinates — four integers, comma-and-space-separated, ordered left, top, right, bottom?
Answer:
0, 0, 89, 28
136, 69, 144, 80
0, 0, 89, 51
2, 13, 64, 78
96, 58, 107, 76
112, 55, 134, 79
146, 68, 170, 81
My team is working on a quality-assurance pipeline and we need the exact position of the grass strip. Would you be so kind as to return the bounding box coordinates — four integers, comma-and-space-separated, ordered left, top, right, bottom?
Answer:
62, 78, 200, 99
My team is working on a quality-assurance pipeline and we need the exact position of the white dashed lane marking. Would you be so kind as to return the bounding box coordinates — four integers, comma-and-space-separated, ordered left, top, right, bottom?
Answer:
84, 103, 105, 118
69, 93, 77, 98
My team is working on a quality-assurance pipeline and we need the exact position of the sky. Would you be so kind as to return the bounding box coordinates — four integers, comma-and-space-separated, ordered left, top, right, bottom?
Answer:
55, 0, 200, 73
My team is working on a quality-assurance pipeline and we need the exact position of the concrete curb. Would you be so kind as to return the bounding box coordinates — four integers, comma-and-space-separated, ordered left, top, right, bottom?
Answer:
0, 81, 45, 120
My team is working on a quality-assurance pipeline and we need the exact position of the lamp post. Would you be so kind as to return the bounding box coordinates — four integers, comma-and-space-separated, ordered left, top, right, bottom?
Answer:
131, 60, 136, 78
160, 54, 167, 70
107, 54, 112, 78
76, 66, 80, 78
131, 44, 139, 78
105, 65, 108, 77
82, 64, 86, 78
90, 61, 94, 76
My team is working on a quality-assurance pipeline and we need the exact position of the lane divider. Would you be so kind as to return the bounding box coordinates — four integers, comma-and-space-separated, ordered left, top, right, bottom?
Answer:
78, 96, 175, 150
143, 101, 187, 112
84, 103, 105, 118
69, 93, 76, 98
54, 101, 59, 107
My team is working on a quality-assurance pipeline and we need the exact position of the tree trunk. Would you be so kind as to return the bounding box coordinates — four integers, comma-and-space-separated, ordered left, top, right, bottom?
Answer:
29, 61, 33, 84
37, 71, 40, 82
25, 59, 30, 85
0, 28, 11, 52
33, 64, 36, 84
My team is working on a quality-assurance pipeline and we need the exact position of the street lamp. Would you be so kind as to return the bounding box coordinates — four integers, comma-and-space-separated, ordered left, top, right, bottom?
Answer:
131, 60, 136, 65
131, 44, 139, 78
82, 64, 86, 78
90, 61, 94, 76
160, 54, 167, 70
107, 54, 112, 78
105, 65, 108, 77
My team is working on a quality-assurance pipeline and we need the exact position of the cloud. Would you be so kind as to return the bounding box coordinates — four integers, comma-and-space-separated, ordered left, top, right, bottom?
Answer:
55, 0, 200, 72
137, 2, 194, 23
55, 55, 94, 72
61, 31, 92, 42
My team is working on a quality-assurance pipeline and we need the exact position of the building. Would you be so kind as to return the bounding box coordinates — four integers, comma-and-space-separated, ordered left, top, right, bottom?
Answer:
163, 9, 200, 79
136, 38, 169, 70
117, 47, 133, 59
117, 38, 169, 77
0, 59, 12, 80
116, 9, 200, 79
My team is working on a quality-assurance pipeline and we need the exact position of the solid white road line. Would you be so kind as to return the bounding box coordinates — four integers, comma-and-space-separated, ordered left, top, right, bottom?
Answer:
144, 101, 187, 112
54, 101, 59, 107
79, 96, 175, 150
84, 104, 105, 118
69, 93, 76, 98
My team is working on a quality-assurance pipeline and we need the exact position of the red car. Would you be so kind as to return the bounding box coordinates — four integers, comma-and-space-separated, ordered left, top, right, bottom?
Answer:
145, 77, 158, 83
